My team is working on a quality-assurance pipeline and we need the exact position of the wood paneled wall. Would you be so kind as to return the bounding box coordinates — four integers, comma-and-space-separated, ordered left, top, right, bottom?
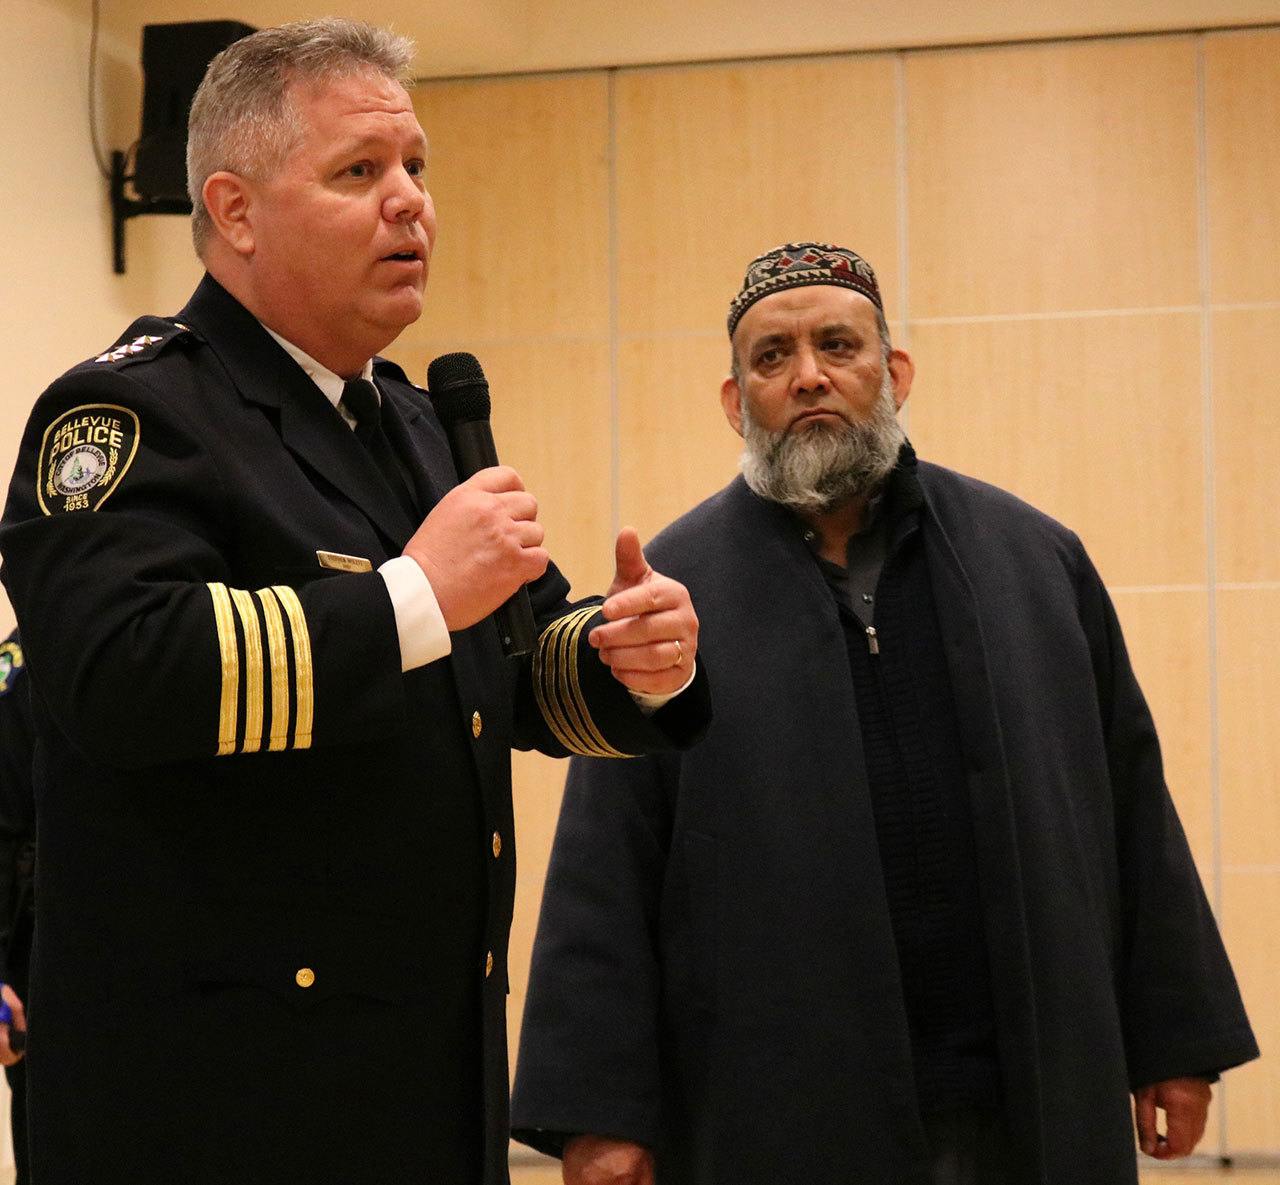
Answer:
400, 27, 1280, 1153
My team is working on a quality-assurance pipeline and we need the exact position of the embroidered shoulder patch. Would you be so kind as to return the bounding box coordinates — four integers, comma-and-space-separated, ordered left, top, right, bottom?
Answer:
37, 403, 141, 515
0, 640, 23, 695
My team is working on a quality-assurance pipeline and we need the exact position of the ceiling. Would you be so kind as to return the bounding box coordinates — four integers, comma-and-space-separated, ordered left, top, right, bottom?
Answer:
97, 0, 1280, 79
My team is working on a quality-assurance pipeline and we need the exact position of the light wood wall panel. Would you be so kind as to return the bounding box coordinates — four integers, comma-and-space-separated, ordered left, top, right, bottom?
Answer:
906, 314, 1205, 588
1212, 310, 1280, 585
410, 75, 611, 340
506, 862, 547, 1082
906, 38, 1200, 317
508, 758, 558, 1071
1217, 589, 1280, 868
1205, 30, 1280, 304
480, 341, 616, 596
615, 56, 901, 336
403, 76, 615, 593
617, 335, 743, 543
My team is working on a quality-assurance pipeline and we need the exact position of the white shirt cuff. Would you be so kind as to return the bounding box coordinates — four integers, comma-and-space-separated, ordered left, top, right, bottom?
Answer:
628, 661, 698, 716
379, 555, 452, 671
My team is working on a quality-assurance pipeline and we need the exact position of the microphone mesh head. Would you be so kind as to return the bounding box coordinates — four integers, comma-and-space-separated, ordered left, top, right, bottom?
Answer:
428, 352, 491, 425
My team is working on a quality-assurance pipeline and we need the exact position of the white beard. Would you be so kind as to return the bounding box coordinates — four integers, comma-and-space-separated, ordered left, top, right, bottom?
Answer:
739, 368, 905, 513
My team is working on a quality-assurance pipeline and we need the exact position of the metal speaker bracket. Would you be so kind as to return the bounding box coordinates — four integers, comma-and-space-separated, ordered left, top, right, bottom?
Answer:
110, 150, 192, 275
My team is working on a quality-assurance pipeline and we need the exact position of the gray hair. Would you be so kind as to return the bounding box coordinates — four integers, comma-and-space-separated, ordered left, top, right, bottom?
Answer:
739, 364, 905, 513
187, 18, 416, 254
729, 305, 893, 382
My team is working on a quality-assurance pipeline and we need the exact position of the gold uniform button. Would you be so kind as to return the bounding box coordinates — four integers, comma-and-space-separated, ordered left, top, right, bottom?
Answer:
485, 950, 494, 978
471, 710, 483, 738
295, 967, 315, 989
492, 831, 502, 859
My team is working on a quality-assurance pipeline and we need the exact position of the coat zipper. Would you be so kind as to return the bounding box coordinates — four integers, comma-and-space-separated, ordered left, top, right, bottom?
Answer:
865, 625, 880, 655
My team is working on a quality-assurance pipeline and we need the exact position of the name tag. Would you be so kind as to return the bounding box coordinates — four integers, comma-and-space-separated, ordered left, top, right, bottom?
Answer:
316, 550, 373, 574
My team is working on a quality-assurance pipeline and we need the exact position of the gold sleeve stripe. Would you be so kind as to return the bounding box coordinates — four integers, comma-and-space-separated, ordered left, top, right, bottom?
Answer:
563, 611, 632, 762
272, 585, 313, 750
229, 588, 265, 755
533, 607, 628, 758
207, 583, 312, 757
531, 611, 583, 752
532, 610, 598, 756
562, 609, 629, 758
256, 587, 291, 752
551, 609, 606, 755
208, 583, 240, 757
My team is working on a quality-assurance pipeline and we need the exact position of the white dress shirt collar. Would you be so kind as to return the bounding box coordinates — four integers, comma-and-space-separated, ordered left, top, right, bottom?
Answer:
261, 326, 375, 411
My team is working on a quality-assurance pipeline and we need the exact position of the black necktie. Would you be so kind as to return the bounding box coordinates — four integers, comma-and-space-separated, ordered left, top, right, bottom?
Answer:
341, 379, 418, 522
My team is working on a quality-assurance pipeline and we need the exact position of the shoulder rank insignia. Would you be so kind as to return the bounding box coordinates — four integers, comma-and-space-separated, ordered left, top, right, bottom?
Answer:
93, 334, 165, 364
88, 321, 196, 368
0, 640, 24, 696
37, 403, 140, 515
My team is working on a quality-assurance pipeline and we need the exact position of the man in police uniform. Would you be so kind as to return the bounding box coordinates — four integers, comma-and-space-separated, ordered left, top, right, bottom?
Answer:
0, 20, 705, 1185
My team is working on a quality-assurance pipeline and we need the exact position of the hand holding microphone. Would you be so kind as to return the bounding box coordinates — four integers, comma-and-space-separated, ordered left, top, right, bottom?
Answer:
405, 350, 699, 682
402, 353, 544, 653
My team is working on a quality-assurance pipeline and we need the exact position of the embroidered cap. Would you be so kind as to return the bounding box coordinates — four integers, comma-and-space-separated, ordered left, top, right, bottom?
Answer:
727, 242, 882, 337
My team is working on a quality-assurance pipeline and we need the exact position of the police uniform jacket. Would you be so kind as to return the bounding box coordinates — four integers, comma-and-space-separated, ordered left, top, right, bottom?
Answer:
0, 631, 34, 997
512, 467, 1257, 1185
0, 274, 709, 1185
0, 630, 34, 1185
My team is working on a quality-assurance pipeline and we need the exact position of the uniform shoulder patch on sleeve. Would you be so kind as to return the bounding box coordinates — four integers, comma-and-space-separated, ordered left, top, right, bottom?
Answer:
87, 318, 199, 370
0, 639, 24, 696
37, 403, 141, 515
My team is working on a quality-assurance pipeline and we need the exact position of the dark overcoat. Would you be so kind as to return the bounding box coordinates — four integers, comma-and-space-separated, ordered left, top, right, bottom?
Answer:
0, 275, 708, 1185
512, 468, 1257, 1185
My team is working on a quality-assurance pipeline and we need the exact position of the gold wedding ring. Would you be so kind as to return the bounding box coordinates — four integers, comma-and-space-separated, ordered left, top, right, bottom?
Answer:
673, 639, 685, 668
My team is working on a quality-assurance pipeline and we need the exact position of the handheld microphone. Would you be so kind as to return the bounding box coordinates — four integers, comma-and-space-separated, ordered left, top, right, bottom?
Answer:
427, 352, 538, 658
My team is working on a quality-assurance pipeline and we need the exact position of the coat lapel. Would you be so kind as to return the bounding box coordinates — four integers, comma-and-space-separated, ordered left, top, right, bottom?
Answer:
916, 465, 1046, 1178
178, 275, 417, 547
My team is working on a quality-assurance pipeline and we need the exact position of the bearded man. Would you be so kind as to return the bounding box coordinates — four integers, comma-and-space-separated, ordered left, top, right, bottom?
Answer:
510, 244, 1257, 1185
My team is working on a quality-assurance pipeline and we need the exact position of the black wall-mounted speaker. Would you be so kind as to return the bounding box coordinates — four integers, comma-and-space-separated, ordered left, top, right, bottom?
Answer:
134, 20, 256, 203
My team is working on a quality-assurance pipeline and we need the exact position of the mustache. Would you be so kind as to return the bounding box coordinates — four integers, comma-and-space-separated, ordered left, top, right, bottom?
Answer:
739, 376, 904, 513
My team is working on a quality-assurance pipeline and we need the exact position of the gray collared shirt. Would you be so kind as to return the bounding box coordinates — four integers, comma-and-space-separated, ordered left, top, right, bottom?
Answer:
801, 495, 889, 629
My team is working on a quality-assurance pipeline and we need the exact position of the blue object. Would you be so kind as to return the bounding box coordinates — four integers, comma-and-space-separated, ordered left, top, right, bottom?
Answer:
0, 984, 24, 1052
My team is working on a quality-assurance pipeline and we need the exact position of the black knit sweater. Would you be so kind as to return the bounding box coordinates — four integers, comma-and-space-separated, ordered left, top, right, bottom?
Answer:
815, 457, 1000, 1115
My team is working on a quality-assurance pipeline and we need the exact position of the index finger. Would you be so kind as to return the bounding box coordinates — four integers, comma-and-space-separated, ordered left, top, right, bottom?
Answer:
602, 576, 688, 622
590, 608, 687, 650
466, 465, 525, 494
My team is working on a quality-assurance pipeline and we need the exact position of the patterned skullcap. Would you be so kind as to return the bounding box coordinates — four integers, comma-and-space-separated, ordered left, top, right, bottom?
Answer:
727, 242, 882, 337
